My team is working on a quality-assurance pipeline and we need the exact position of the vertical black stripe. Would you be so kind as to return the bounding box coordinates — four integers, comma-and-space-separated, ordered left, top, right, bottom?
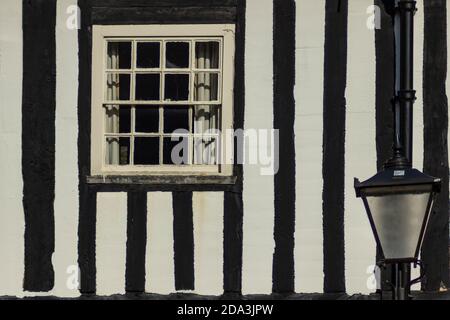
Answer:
22, 0, 56, 292
125, 192, 148, 293
375, 0, 395, 171
173, 191, 195, 290
421, 0, 449, 291
77, 0, 96, 294
78, 189, 96, 294
322, 0, 348, 293
223, 192, 243, 294
272, 0, 296, 294
223, 0, 245, 295
374, 0, 395, 293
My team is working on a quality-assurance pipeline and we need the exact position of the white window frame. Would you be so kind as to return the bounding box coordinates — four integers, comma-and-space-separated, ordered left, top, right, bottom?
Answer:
91, 24, 235, 176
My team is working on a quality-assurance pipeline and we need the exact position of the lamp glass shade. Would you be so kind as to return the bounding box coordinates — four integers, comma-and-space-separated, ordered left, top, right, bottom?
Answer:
354, 168, 440, 263
365, 191, 432, 261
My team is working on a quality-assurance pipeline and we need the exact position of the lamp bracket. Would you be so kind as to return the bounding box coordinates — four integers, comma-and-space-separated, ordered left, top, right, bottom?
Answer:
393, 90, 417, 103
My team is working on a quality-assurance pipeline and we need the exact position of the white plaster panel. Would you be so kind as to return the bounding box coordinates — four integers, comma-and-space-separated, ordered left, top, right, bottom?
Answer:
294, 0, 325, 293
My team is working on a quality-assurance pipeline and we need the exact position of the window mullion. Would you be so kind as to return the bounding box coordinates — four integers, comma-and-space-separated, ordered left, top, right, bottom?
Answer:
159, 105, 164, 165
189, 106, 193, 165
161, 40, 166, 103
130, 106, 136, 165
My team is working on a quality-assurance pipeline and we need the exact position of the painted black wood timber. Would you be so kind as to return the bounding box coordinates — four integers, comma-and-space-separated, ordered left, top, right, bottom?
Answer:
272, 0, 296, 294
91, 7, 236, 25
421, 0, 449, 291
223, 0, 246, 295
375, 0, 395, 171
125, 192, 147, 293
77, 0, 97, 294
92, 0, 237, 7
322, 0, 348, 293
173, 192, 195, 290
22, 0, 57, 292
375, 0, 396, 293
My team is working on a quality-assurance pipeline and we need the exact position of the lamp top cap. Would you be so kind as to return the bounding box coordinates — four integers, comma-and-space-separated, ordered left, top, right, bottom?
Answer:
354, 168, 441, 197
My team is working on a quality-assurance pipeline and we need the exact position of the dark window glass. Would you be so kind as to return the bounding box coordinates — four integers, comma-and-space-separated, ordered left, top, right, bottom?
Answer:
106, 74, 131, 100
104, 105, 131, 133
107, 42, 132, 69
166, 42, 189, 68
137, 42, 160, 68
106, 137, 130, 165
164, 74, 189, 101
164, 107, 189, 133
135, 108, 159, 133
119, 106, 131, 133
135, 74, 160, 100
134, 137, 160, 165
163, 137, 188, 165
119, 138, 131, 165
194, 73, 219, 101
195, 42, 220, 69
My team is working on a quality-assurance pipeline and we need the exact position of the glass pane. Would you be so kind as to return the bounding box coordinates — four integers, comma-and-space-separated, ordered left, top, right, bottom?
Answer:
134, 137, 159, 165
135, 107, 159, 133
366, 192, 431, 260
194, 136, 218, 165
194, 73, 219, 101
193, 105, 219, 134
135, 74, 160, 101
166, 42, 190, 68
164, 107, 189, 133
105, 137, 130, 165
106, 74, 130, 101
104, 105, 131, 133
137, 42, 160, 68
107, 42, 131, 69
163, 137, 188, 165
195, 42, 219, 69
164, 74, 189, 101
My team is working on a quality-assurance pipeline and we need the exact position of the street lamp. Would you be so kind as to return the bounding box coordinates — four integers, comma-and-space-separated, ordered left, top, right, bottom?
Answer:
354, 167, 440, 299
354, 0, 441, 300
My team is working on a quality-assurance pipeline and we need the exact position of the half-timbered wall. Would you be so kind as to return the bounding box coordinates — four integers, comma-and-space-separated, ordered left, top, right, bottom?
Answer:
0, 0, 448, 298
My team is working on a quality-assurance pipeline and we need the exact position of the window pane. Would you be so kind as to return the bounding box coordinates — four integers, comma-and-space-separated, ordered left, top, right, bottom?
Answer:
164, 74, 189, 101
104, 105, 131, 133
135, 107, 159, 133
194, 73, 219, 101
134, 137, 160, 165
137, 42, 160, 68
106, 74, 130, 101
164, 107, 189, 133
107, 42, 132, 69
193, 105, 219, 134
195, 42, 219, 69
194, 136, 217, 165
166, 42, 190, 68
163, 137, 189, 165
135, 74, 160, 100
105, 137, 130, 165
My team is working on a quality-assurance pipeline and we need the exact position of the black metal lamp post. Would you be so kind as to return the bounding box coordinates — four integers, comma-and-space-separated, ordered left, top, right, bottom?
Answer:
354, 0, 441, 300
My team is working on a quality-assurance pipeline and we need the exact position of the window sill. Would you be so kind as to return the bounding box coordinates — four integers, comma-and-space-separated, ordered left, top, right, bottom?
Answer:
86, 175, 237, 186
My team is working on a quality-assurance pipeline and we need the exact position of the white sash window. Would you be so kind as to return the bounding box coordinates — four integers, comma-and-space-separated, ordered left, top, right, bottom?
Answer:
90, 25, 235, 176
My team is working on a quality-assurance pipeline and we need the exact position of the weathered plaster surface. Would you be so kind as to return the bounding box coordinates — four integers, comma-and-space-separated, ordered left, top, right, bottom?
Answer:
242, 0, 275, 294
295, 0, 325, 293
0, 0, 25, 297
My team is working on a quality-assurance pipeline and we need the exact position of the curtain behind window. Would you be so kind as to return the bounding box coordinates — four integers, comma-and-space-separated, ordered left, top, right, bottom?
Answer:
194, 42, 219, 165
105, 45, 120, 165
